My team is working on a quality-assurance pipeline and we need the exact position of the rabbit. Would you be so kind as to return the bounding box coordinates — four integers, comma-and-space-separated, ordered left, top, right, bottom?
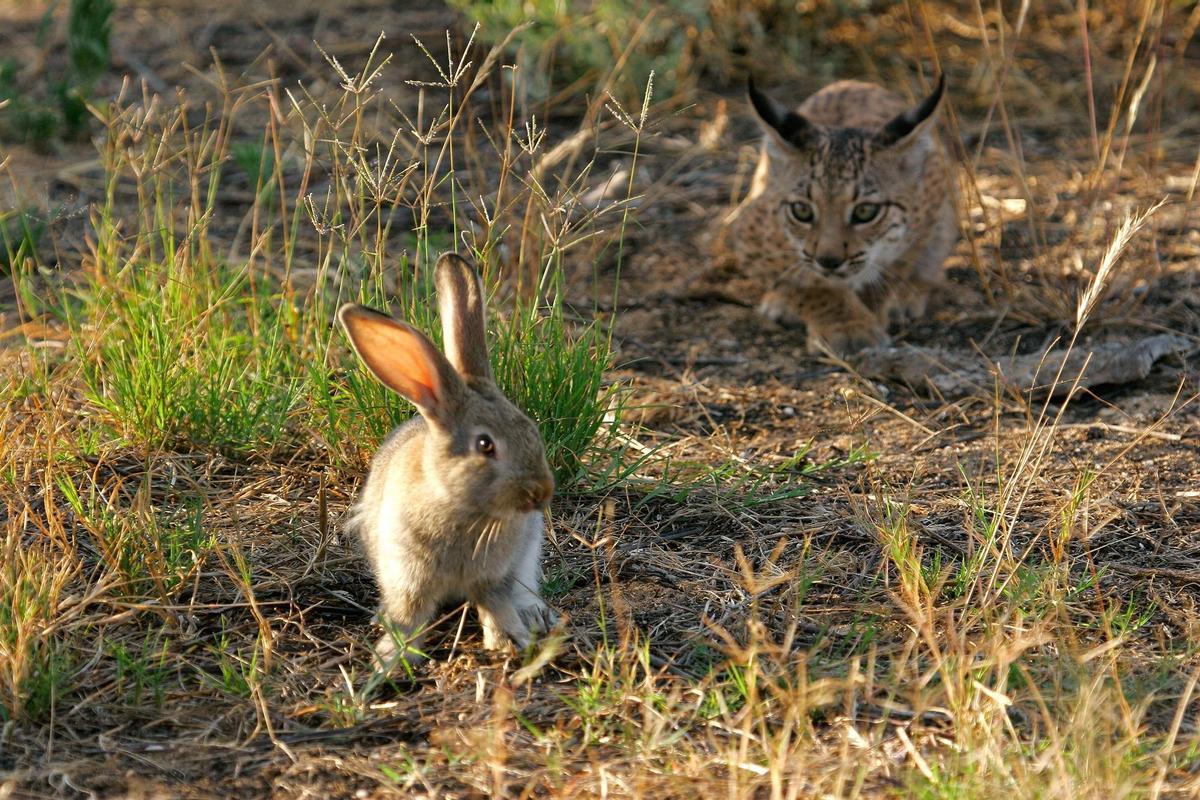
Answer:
337, 252, 558, 667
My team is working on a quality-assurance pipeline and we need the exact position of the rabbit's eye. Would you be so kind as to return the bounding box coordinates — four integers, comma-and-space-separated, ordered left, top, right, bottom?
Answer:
475, 434, 496, 457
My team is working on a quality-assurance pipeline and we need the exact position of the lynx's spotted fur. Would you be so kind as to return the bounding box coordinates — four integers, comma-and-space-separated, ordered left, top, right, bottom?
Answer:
717, 76, 957, 354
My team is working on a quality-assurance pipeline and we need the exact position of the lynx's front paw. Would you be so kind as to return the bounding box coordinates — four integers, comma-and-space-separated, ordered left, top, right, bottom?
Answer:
806, 322, 889, 356
887, 283, 934, 325
757, 290, 803, 327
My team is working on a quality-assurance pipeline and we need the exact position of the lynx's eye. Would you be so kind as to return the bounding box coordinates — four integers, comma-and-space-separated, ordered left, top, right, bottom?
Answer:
787, 200, 815, 224
851, 202, 881, 224
475, 434, 496, 458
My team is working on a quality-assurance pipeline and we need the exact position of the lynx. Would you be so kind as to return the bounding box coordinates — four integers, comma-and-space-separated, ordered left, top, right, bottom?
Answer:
716, 76, 957, 354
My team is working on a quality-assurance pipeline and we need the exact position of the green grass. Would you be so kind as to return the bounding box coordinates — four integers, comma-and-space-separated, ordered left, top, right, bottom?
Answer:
54, 469, 210, 602
15, 34, 632, 481
200, 621, 264, 699
452, 0, 856, 103
0, 206, 48, 273
60, 0, 113, 137
67, 260, 304, 457
490, 287, 619, 484
107, 629, 173, 708
0, 0, 112, 144
0, 551, 73, 721
632, 439, 876, 509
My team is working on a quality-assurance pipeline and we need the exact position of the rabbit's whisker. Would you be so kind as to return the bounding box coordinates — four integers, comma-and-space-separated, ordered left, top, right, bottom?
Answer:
484, 516, 504, 558
484, 519, 499, 558
469, 514, 495, 558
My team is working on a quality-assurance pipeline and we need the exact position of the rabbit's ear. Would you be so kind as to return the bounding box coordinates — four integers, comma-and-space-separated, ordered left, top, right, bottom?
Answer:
434, 253, 494, 383
338, 304, 463, 424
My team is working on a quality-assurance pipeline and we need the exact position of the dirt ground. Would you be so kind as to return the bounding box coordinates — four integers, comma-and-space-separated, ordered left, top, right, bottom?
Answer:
2, 0, 1200, 797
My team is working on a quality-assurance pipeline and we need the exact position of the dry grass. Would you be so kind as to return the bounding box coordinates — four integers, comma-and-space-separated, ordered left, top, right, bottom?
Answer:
1, 0, 1199, 797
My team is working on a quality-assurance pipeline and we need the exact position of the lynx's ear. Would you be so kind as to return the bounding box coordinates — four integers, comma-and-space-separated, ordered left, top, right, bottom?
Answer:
875, 75, 945, 149
747, 76, 816, 151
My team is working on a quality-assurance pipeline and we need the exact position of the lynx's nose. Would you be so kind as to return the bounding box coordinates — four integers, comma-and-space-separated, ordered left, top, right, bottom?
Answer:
816, 254, 844, 273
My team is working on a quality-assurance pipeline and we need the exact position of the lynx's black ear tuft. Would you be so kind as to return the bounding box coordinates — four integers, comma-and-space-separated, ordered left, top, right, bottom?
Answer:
747, 76, 816, 150
875, 74, 945, 148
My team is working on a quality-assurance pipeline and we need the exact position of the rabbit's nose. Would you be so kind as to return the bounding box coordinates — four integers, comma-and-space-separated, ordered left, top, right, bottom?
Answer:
527, 477, 554, 510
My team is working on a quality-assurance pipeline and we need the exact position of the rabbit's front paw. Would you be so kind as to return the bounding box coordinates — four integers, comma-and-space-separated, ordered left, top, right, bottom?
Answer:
478, 596, 558, 651
518, 599, 558, 635
479, 603, 529, 651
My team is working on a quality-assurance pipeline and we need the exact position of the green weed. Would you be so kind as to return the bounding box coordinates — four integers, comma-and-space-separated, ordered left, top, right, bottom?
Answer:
453, 0, 854, 102
200, 622, 264, 698
108, 630, 173, 708
637, 440, 875, 509
60, 0, 113, 137
0, 0, 112, 144
0, 535, 75, 721
0, 206, 48, 274
54, 471, 210, 602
